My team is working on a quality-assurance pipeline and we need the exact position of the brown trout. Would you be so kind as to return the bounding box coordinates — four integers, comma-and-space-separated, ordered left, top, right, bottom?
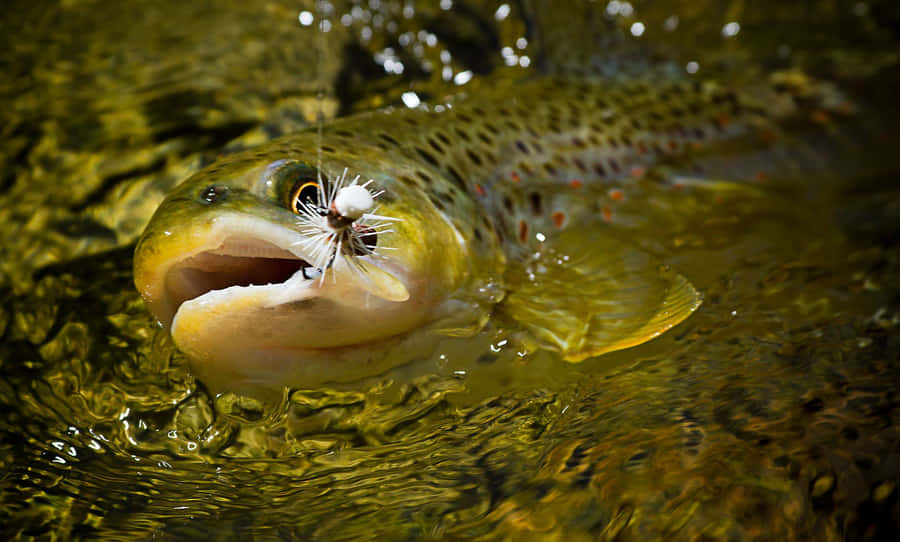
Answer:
134, 73, 847, 387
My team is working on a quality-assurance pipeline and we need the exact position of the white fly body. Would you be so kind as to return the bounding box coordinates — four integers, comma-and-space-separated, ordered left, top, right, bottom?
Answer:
290, 168, 401, 286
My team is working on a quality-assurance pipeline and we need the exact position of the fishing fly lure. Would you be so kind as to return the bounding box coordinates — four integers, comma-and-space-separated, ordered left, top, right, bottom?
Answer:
290, 168, 400, 285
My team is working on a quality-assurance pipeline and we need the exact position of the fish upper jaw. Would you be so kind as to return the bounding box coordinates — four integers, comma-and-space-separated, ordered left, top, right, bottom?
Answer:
133, 212, 430, 359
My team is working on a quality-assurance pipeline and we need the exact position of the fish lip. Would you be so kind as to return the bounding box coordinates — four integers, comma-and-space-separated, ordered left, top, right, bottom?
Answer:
144, 214, 328, 328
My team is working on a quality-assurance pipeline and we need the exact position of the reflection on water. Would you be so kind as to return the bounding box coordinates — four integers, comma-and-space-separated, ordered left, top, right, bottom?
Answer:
1, 1, 899, 539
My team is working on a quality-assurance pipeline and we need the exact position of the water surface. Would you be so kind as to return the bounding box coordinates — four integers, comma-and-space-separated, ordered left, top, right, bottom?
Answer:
1, 1, 899, 540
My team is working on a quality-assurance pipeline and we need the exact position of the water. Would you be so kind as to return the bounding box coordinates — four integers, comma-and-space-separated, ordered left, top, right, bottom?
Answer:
1, 1, 899, 540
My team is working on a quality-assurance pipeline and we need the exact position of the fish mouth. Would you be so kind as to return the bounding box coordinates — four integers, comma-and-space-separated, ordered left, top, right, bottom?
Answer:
164, 236, 314, 318
136, 213, 418, 361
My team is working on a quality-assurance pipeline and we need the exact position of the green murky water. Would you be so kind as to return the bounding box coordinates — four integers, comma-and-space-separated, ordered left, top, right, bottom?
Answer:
2, 1, 899, 540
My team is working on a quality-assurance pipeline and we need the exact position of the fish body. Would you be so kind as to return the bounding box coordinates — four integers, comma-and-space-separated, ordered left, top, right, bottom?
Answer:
134, 73, 844, 388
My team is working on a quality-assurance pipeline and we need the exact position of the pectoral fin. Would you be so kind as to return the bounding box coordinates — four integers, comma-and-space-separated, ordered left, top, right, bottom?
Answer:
501, 230, 701, 362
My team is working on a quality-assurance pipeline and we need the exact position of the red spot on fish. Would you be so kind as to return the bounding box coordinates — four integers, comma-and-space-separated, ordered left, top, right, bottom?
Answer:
673, 182, 686, 191
511, 171, 521, 183
636, 142, 648, 154
518, 220, 528, 243
667, 140, 679, 152
569, 179, 583, 189
475, 184, 486, 196
717, 114, 732, 127
760, 129, 777, 142
602, 206, 612, 223
630, 167, 645, 178
552, 212, 565, 228
690, 141, 704, 150
754, 171, 769, 183
836, 101, 855, 115
609, 188, 625, 200
811, 110, 830, 124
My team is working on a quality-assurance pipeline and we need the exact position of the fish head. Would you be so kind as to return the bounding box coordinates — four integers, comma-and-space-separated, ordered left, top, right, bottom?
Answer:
134, 140, 492, 386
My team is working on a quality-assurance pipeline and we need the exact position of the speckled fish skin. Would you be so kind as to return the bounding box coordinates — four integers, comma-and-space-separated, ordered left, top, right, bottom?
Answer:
319, 74, 836, 247
134, 72, 843, 385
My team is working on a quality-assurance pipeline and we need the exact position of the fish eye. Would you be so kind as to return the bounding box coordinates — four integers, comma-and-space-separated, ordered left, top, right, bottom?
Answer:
289, 181, 320, 212
270, 161, 327, 214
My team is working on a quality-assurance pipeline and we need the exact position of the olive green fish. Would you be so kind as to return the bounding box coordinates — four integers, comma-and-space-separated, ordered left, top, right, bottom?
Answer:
134, 73, 847, 388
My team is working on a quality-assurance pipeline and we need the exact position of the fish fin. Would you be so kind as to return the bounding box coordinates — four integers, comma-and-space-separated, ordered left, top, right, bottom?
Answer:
500, 230, 701, 362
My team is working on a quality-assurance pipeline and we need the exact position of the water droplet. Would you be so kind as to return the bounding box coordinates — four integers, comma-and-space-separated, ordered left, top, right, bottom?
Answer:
722, 22, 741, 37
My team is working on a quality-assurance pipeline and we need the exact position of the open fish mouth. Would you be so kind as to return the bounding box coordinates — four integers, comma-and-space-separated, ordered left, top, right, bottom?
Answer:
137, 215, 332, 328
164, 236, 320, 317
135, 212, 418, 361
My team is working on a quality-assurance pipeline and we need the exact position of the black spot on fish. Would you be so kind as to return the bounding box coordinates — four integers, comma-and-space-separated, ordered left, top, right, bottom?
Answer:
378, 133, 400, 146
446, 166, 467, 192
435, 131, 451, 146
415, 147, 440, 168
398, 174, 419, 187
712, 90, 737, 106
321, 145, 336, 153
427, 137, 443, 153
455, 128, 472, 142
528, 192, 543, 215
477, 131, 493, 145
465, 149, 483, 166
415, 170, 433, 185
515, 140, 529, 154
502, 195, 513, 212
429, 194, 446, 211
